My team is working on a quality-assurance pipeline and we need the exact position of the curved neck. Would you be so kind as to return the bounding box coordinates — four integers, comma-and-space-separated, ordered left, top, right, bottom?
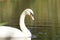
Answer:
19, 11, 31, 36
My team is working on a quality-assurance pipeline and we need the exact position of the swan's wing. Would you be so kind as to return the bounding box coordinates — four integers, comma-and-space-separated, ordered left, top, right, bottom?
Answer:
11, 28, 25, 37
0, 26, 31, 40
11, 28, 31, 40
0, 26, 24, 37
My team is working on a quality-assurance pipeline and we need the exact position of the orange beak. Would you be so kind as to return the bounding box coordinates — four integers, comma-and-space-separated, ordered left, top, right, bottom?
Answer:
30, 14, 34, 20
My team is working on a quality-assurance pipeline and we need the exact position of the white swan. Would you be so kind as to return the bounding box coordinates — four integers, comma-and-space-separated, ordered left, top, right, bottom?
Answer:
0, 9, 34, 40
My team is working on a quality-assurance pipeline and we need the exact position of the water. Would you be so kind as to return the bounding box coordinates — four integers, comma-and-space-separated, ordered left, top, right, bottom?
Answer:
30, 26, 52, 40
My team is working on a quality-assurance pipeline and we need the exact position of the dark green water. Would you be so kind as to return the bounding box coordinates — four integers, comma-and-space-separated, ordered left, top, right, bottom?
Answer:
30, 26, 52, 40
31, 26, 60, 40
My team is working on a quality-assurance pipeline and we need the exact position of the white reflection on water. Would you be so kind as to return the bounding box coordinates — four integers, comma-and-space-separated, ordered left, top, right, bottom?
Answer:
32, 35, 37, 38
0, 37, 31, 40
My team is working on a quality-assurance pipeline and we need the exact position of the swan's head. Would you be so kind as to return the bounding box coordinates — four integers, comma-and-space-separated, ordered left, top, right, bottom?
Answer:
25, 9, 34, 20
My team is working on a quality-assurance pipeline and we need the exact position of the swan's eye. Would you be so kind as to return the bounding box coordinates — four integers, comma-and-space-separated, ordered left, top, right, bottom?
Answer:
30, 12, 33, 16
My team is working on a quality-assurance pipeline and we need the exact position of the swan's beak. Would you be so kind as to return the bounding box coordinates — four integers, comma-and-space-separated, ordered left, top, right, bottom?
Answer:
30, 14, 34, 20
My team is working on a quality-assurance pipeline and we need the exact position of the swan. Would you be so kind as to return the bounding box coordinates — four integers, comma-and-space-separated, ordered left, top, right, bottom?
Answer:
0, 8, 34, 40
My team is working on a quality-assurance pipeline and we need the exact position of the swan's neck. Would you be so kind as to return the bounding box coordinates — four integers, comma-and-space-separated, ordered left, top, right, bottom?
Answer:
20, 11, 31, 36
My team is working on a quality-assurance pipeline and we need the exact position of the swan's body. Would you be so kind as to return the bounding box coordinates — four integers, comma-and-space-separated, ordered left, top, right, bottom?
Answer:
0, 9, 34, 40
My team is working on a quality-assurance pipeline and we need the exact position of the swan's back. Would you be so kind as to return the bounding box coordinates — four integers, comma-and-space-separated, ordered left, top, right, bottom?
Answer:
0, 26, 31, 40
0, 26, 25, 38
